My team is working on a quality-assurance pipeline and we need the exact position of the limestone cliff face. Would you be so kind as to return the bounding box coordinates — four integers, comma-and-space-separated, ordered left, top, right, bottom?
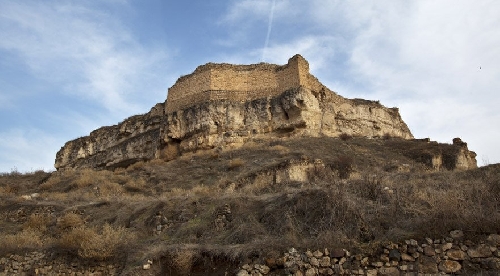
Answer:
54, 55, 473, 170
55, 104, 164, 169
55, 87, 412, 170
164, 87, 413, 154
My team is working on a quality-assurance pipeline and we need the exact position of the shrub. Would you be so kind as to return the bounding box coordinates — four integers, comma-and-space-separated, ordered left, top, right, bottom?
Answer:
59, 224, 133, 260
162, 144, 180, 161
0, 229, 44, 252
339, 133, 352, 141
39, 175, 60, 190
59, 226, 94, 251
332, 155, 353, 179
98, 181, 124, 197
124, 178, 147, 193
127, 161, 147, 171
228, 158, 245, 170
270, 144, 289, 153
0, 184, 16, 195
170, 249, 197, 275
23, 213, 52, 233
74, 169, 98, 188
57, 212, 85, 231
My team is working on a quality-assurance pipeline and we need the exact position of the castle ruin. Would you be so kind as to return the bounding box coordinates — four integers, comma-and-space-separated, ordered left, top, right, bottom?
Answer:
166, 55, 324, 113
55, 55, 416, 170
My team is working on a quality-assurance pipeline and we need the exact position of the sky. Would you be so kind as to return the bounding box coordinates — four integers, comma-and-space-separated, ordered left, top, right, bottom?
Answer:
0, 0, 499, 172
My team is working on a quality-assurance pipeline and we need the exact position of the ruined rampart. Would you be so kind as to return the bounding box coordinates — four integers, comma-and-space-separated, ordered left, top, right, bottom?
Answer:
166, 54, 318, 113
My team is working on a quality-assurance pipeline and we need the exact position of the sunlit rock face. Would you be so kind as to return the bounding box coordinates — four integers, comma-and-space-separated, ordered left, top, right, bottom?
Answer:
55, 55, 421, 170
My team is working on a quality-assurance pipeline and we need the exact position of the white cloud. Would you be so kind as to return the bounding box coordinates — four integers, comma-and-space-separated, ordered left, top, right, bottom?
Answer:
255, 36, 338, 70
221, 0, 295, 24
0, 1, 169, 116
0, 128, 60, 172
216, 0, 298, 49
329, 1, 500, 164
220, 0, 500, 164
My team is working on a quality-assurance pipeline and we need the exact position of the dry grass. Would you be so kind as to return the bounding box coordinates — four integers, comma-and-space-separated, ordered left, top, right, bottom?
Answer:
170, 249, 197, 275
60, 224, 134, 260
98, 181, 124, 198
123, 177, 147, 193
74, 169, 98, 188
23, 213, 52, 233
161, 143, 180, 161
57, 212, 85, 231
0, 137, 498, 273
0, 229, 44, 252
228, 158, 245, 170
39, 175, 60, 190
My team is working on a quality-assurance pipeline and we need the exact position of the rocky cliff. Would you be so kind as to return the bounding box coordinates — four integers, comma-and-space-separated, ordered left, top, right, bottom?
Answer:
55, 55, 475, 170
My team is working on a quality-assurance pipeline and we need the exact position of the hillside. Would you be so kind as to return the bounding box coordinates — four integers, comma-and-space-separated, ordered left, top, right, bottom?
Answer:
1, 55, 498, 275
1, 136, 499, 275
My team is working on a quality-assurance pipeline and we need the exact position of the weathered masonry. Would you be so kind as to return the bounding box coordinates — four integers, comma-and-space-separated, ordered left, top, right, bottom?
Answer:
166, 55, 325, 112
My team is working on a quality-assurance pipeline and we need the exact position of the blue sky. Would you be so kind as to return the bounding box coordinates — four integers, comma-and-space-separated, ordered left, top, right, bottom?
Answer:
1, 0, 499, 172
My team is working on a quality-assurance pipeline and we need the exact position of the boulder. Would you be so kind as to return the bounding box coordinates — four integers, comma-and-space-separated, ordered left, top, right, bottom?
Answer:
439, 260, 461, 273
468, 244, 493, 258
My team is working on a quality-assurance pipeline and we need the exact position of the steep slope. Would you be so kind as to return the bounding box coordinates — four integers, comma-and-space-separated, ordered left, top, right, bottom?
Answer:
0, 137, 494, 275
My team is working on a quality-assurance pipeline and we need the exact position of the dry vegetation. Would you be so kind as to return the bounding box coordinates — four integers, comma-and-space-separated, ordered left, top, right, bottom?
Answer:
0, 137, 499, 274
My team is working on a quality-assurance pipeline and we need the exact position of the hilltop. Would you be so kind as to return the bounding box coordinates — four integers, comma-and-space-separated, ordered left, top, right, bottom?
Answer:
0, 55, 498, 275
55, 55, 414, 171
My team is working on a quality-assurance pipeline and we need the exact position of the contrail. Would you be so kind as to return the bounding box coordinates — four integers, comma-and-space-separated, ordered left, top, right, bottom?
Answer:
262, 0, 276, 62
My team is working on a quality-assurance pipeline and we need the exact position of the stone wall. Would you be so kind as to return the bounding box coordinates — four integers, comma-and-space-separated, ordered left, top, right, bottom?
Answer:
237, 232, 500, 275
0, 251, 120, 275
166, 54, 320, 113
2, 233, 499, 275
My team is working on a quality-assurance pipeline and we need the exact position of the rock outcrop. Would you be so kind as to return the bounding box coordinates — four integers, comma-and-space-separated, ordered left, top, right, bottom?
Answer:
55, 54, 464, 170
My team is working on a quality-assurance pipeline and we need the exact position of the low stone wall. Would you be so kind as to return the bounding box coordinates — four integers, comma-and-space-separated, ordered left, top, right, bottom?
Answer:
2, 232, 499, 275
237, 232, 500, 275
0, 251, 120, 275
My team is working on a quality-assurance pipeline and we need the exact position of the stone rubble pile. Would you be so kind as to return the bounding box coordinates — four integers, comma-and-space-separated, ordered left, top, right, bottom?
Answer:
237, 231, 500, 275
0, 251, 120, 276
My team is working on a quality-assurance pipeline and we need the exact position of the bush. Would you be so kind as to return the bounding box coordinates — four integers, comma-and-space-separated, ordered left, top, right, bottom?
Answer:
124, 177, 147, 193
170, 249, 197, 275
332, 155, 353, 179
59, 224, 133, 260
57, 212, 85, 231
339, 133, 352, 141
383, 133, 392, 140
23, 214, 52, 233
39, 175, 60, 190
74, 169, 98, 188
98, 181, 124, 197
228, 158, 245, 170
0, 229, 44, 252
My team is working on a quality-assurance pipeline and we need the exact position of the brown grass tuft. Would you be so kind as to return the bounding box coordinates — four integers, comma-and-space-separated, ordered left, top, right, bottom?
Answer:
228, 158, 245, 170
60, 224, 134, 260
0, 229, 44, 252
23, 213, 52, 233
332, 155, 353, 179
57, 212, 85, 231
170, 249, 197, 275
